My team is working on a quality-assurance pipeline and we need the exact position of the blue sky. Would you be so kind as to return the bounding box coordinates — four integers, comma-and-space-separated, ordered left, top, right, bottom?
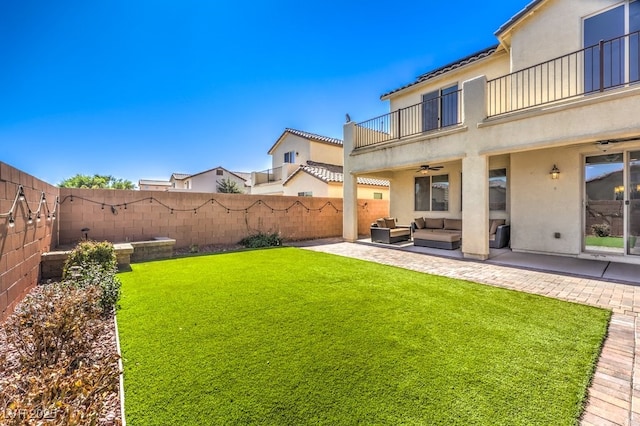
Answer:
0, 1, 521, 185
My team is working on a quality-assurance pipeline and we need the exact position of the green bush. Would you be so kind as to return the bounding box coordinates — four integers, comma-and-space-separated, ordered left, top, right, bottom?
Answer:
240, 232, 282, 248
68, 263, 122, 314
63, 240, 117, 278
591, 223, 611, 237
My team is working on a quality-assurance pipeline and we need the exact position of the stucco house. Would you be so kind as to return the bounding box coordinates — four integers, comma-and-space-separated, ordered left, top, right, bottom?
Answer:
343, 0, 640, 264
251, 128, 389, 199
169, 167, 249, 193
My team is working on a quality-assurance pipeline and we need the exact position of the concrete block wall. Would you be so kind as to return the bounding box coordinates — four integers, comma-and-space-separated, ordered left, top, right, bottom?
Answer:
58, 188, 389, 249
0, 162, 59, 321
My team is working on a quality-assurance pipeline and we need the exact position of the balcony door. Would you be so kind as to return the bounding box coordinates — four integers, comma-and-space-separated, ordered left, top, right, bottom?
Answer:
584, 1, 640, 92
584, 151, 640, 257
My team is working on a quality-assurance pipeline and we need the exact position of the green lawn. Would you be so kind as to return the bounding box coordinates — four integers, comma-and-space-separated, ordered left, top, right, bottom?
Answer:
585, 235, 624, 248
117, 248, 610, 425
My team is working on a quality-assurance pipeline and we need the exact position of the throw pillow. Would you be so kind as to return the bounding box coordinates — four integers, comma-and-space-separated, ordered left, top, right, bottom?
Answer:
489, 219, 506, 235
425, 218, 444, 229
414, 217, 426, 229
444, 218, 462, 230
376, 219, 386, 228
384, 218, 396, 229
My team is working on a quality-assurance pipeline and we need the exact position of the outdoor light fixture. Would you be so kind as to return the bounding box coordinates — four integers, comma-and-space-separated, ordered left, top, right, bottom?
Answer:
8, 214, 15, 227
550, 164, 560, 179
27, 213, 33, 225
18, 186, 25, 201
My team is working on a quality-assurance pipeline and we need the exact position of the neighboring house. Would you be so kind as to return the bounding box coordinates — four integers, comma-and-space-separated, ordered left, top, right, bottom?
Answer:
138, 179, 173, 191
343, 0, 640, 264
251, 128, 389, 199
168, 167, 249, 193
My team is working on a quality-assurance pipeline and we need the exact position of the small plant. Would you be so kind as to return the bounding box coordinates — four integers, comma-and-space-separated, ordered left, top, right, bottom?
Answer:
189, 244, 199, 253
68, 263, 122, 314
240, 232, 282, 248
591, 223, 611, 237
63, 240, 117, 278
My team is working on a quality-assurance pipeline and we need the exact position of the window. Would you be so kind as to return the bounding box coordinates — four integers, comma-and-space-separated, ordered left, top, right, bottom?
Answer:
489, 168, 507, 211
185, 181, 190, 189
297, 191, 312, 197
584, 1, 640, 91
421, 84, 459, 132
415, 175, 449, 211
373, 192, 383, 200
216, 169, 224, 176
284, 151, 296, 163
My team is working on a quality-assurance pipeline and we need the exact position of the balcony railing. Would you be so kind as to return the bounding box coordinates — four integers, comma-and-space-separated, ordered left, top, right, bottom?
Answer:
488, 31, 640, 117
253, 166, 282, 185
354, 90, 462, 149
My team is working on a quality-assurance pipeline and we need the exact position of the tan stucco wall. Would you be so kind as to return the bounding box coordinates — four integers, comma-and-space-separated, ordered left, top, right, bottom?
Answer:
283, 172, 330, 197
283, 172, 389, 200
309, 141, 344, 165
510, 147, 582, 255
508, 0, 623, 71
387, 51, 509, 112
187, 169, 246, 193
270, 134, 312, 169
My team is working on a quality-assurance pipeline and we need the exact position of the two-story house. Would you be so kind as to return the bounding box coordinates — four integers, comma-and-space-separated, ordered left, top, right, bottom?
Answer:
168, 167, 249, 192
344, 0, 640, 264
251, 128, 389, 199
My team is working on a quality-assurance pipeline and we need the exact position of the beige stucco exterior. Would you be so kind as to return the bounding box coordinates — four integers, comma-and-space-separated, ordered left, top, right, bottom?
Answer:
344, 0, 640, 264
170, 168, 247, 193
252, 129, 389, 199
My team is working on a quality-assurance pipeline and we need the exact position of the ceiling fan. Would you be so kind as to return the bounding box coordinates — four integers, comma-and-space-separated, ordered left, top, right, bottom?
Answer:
416, 164, 443, 174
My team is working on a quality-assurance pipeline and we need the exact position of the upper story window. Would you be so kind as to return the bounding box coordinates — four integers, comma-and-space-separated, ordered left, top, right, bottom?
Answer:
284, 151, 296, 164
421, 84, 459, 132
216, 169, 224, 176
584, 1, 640, 91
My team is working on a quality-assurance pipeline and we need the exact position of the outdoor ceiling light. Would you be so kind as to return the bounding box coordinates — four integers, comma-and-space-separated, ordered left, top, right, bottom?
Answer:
550, 164, 560, 179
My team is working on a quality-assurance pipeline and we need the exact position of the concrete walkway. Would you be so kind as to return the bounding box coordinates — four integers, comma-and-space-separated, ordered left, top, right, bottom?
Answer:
291, 239, 640, 426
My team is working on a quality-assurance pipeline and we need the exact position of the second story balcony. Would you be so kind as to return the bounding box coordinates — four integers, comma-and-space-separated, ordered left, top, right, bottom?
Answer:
489, 31, 640, 116
353, 31, 640, 151
253, 166, 283, 185
354, 89, 462, 149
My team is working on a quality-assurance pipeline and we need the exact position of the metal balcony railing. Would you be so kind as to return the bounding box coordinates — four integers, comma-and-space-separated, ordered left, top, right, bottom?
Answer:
354, 90, 462, 149
488, 31, 640, 116
253, 166, 282, 185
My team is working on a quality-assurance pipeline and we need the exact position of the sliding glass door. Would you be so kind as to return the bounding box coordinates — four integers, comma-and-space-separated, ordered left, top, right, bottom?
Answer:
629, 151, 640, 255
585, 154, 625, 254
584, 151, 640, 257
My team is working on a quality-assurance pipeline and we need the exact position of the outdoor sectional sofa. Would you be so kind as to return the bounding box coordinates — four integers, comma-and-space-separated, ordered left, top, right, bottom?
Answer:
370, 218, 411, 244
411, 217, 510, 250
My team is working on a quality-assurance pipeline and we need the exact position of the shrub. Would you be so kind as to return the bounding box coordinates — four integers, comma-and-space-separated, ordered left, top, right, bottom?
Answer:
62, 240, 121, 314
3, 284, 103, 369
240, 232, 282, 248
0, 356, 120, 425
63, 240, 117, 278
0, 283, 120, 425
591, 223, 611, 237
68, 263, 122, 315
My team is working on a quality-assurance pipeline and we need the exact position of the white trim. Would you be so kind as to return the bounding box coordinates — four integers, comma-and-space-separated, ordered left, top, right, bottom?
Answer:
114, 315, 127, 426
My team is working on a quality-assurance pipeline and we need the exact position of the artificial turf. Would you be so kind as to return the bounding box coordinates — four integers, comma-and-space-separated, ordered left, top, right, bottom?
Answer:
117, 247, 610, 425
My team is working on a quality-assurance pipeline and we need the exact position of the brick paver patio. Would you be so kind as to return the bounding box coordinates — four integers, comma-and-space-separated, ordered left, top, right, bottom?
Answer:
298, 241, 640, 426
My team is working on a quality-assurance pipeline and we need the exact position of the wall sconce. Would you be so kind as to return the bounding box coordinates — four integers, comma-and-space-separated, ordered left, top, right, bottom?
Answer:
550, 164, 560, 179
